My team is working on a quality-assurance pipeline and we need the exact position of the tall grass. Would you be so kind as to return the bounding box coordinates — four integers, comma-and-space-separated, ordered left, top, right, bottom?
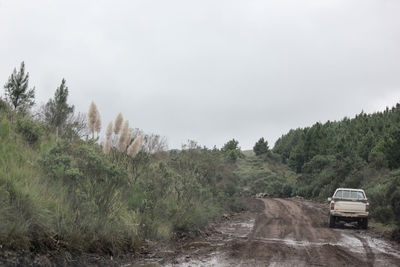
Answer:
0, 109, 242, 255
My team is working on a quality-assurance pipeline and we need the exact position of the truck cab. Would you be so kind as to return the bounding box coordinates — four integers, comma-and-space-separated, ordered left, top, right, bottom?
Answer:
328, 188, 369, 229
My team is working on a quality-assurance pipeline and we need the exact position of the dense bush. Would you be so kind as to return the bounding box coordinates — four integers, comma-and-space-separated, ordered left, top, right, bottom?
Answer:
235, 153, 296, 198
0, 97, 10, 111
221, 139, 243, 162
0, 64, 245, 256
366, 170, 400, 227
134, 147, 243, 238
16, 116, 42, 145
0, 110, 243, 254
253, 137, 269, 156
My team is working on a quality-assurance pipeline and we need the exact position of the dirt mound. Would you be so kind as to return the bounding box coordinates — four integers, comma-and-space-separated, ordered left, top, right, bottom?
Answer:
243, 197, 265, 213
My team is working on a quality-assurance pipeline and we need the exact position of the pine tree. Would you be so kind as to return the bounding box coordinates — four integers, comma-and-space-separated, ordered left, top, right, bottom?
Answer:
253, 137, 269, 156
44, 79, 74, 141
382, 128, 400, 169
222, 139, 240, 152
4, 61, 35, 111
222, 139, 242, 162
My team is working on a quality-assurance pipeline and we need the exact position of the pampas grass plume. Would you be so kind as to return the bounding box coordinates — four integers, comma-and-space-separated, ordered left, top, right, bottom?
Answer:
117, 120, 130, 152
114, 113, 123, 135
106, 121, 113, 140
103, 138, 111, 155
127, 135, 143, 158
88, 101, 98, 135
94, 109, 101, 133
124, 127, 133, 149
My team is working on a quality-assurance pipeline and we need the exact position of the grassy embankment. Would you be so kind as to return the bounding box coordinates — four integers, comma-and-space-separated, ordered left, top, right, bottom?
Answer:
235, 150, 297, 197
0, 104, 243, 256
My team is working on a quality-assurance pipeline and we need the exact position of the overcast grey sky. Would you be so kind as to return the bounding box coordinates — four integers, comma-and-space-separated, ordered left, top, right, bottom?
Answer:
1, 0, 399, 149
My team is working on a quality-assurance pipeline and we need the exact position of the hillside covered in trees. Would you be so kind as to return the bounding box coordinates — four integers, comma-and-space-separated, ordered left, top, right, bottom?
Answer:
273, 104, 400, 236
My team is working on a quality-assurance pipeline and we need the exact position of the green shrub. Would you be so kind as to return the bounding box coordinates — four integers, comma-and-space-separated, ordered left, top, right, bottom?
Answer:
0, 118, 10, 139
1, 115, 243, 254
390, 188, 400, 222
253, 137, 269, 156
222, 139, 243, 162
16, 116, 42, 144
0, 98, 10, 112
281, 183, 293, 197
372, 205, 393, 222
366, 170, 400, 227
40, 141, 128, 216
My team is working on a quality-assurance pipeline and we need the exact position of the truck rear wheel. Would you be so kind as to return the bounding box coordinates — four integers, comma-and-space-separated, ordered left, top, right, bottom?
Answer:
362, 218, 368, 230
329, 214, 335, 228
358, 218, 368, 229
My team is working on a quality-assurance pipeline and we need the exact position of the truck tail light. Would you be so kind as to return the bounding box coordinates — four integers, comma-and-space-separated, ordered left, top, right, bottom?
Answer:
330, 201, 335, 210
366, 203, 369, 212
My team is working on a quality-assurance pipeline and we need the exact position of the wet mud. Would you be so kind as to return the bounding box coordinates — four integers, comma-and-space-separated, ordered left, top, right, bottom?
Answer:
133, 198, 400, 267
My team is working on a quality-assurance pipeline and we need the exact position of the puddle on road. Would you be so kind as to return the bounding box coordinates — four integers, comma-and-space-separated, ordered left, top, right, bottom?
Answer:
268, 260, 311, 267
337, 233, 364, 253
251, 236, 352, 249
336, 232, 400, 260
366, 236, 400, 258
165, 252, 231, 267
216, 218, 255, 238
133, 214, 400, 267
164, 217, 256, 267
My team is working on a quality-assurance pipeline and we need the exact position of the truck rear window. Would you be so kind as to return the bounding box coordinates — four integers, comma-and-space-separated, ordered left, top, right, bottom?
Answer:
334, 190, 365, 199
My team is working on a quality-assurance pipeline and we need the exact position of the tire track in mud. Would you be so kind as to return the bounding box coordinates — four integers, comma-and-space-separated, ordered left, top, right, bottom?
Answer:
232, 198, 400, 266
274, 198, 323, 264
355, 234, 375, 267
138, 198, 400, 267
258, 198, 400, 267
255, 198, 340, 266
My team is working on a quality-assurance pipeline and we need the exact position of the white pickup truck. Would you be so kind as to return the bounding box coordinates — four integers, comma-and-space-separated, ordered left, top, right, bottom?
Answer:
328, 188, 369, 229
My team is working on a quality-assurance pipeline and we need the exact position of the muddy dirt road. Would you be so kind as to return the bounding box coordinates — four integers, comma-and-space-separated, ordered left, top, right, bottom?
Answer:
240, 198, 400, 266
135, 198, 400, 267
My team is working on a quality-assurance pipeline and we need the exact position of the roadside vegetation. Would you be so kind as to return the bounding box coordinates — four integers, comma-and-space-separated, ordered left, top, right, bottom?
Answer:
0, 62, 243, 256
273, 104, 400, 238
1, 61, 399, 260
235, 149, 297, 198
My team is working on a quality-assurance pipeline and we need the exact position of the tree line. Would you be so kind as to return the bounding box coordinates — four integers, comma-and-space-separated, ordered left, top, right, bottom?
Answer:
272, 104, 400, 238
